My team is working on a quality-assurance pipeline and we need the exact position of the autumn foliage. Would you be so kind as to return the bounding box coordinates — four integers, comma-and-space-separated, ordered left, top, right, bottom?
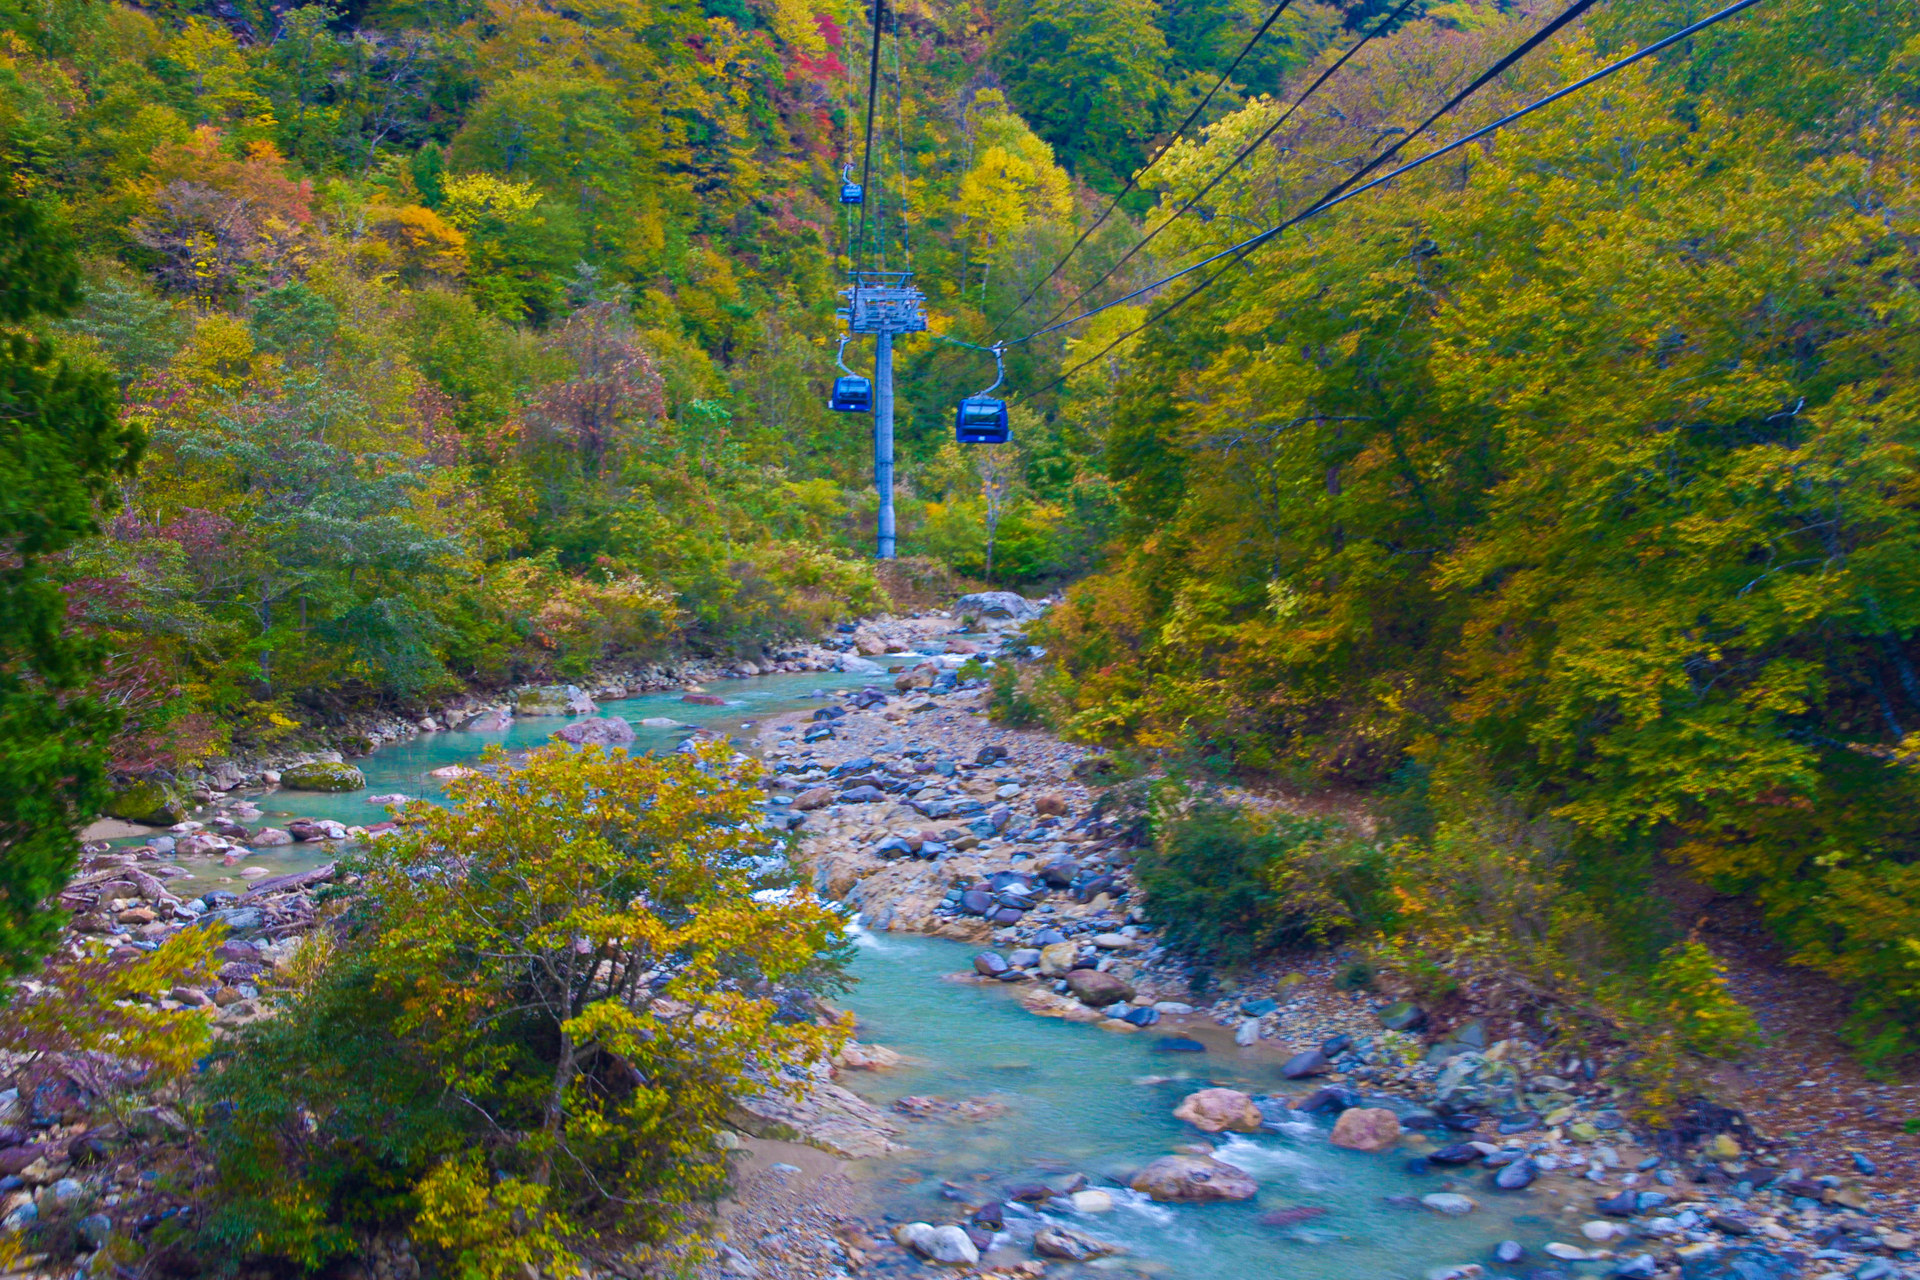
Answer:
1036, 6, 1920, 1062
200, 743, 848, 1274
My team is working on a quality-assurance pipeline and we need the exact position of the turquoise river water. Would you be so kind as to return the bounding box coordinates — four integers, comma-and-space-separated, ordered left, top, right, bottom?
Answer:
838, 926, 1558, 1280
133, 668, 1561, 1278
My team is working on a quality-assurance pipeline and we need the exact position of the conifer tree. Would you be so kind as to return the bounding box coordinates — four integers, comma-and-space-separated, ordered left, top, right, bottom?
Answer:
0, 190, 140, 977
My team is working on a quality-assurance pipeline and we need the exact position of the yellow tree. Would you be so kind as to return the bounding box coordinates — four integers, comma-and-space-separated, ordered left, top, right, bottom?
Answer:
204, 742, 849, 1274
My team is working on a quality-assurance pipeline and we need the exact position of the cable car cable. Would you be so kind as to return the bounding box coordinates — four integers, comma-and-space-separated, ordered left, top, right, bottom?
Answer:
890, 25, 914, 268
1011, 0, 1605, 350
854, 0, 887, 269
987, 0, 1306, 339
1025, 0, 1424, 339
1025, 0, 1766, 394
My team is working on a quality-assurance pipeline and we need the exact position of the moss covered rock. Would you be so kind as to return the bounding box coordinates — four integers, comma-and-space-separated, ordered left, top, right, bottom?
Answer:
516, 685, 596, 716
105, 780, 186, 826
279, 761, 367, 792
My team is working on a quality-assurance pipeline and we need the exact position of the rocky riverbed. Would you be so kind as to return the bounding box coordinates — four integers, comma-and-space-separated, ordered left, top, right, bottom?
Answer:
13, 595, 1918, 1280
712, 607, 1920, 1280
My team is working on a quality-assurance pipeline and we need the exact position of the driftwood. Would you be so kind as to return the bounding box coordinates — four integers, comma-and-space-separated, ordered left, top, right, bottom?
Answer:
238, 863, 337, 900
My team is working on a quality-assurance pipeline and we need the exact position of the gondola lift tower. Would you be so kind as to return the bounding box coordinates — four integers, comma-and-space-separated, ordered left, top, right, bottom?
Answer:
837, 271, 925, 560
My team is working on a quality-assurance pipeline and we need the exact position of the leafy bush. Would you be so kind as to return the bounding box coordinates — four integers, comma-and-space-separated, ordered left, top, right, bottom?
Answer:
988, 660, 1044, 728
1135, 798, 1391, 967
200, 743, 848, 1274
1603, 942, 1763, 1113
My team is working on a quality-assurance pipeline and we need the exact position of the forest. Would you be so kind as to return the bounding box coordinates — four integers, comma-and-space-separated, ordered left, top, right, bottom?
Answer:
4, 0, 1920, 1270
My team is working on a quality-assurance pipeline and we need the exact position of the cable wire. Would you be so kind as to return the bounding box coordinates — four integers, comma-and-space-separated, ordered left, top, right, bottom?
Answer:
987, 0, 1304, 338
854, 0, 886, 271
1028, 0, 1765, 394
1028, 0, 1424, 338
1013, 0, 1604, 348
890, 17, 913, 269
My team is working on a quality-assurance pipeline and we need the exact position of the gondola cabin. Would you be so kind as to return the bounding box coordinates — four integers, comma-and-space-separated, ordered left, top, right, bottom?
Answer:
830, 375, 873, 413
954, 396, 1010, 444
840, 181, 864, 205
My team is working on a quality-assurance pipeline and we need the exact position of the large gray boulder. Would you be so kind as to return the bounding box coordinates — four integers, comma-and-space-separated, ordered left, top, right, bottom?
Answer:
551, 717, 636, 747
894, 1223, 978, 1265
1128, 1154, 1257, 1202
954, 591, 1046, 622
1065, 969, 1134, 1007
516, 685, 597, 716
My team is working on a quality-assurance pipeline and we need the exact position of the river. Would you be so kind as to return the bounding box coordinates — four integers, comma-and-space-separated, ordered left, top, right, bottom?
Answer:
839, 926, 1557, 1279
145, 667, 1561, 1278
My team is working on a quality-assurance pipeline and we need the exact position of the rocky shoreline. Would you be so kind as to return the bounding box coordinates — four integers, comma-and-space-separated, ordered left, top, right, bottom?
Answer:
93, 633, 917, 832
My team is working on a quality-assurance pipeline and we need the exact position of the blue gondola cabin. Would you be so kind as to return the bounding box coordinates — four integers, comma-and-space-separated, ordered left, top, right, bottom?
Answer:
954, 396, 1009, 444
830, 375, 873, 413
840, 181, 864, 205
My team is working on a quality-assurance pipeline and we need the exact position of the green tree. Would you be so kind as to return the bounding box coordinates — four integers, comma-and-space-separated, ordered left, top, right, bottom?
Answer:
0, 190, 140, 977
202, 742, 848, 1273
991, 0, 1173, 191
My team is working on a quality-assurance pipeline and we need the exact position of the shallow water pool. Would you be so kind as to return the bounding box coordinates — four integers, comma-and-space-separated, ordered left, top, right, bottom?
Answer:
150, 669, 879, 892
838, 928, 1557, 1279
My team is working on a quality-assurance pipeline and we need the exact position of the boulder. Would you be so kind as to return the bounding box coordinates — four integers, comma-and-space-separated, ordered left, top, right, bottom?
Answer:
1065, 969, 1134, 1007
792, 787, 835, 811
1068, 1189, 1114, 1213
1281, 1049, 1330, 1079
973, 953, 1010, 978
1038, 941, 1078, 976
1033, 792, 1071, 817
1428, 1143, 1483, 1166
1329, 1107, 1403, 1152
681, 693, 727, 706
1174, 1088, 1263, 1134
1596, 1190, 1639, 1216
894, 1222, 978, 1266
1034, 1226, 1123, 1261
1128, 1154, 1257, 1203
1421, 1193, 1476, 1216
104, 780, 186, 826
517, 686, 596, 716
280, 761, 367, 793
551, 717, 637, 747
466, 710, 512, 732
954, 591, 1046, 622
1040, 855, 1079, 888
1377, 1000, 1427, 1032
250, 827, 293, 847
